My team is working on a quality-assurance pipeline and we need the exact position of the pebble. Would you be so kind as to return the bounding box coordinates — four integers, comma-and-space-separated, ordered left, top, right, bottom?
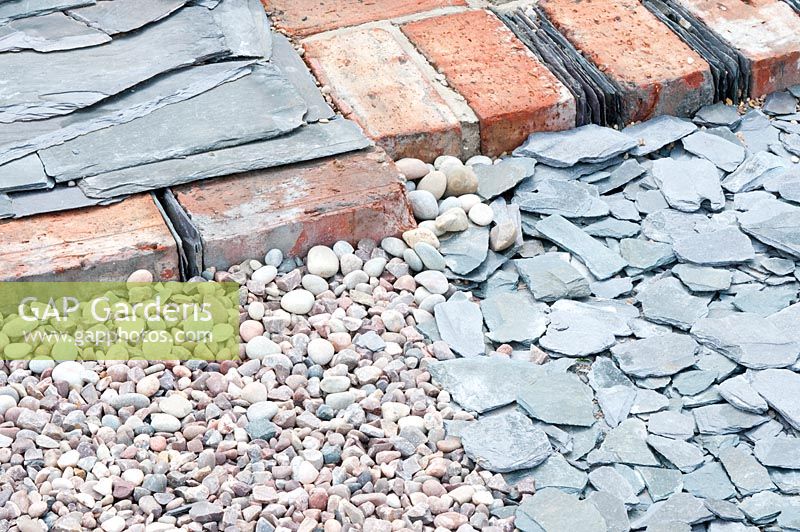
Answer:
408, 190, 439, 220
402, 228, 440, 249
252, 265, 278, 284
395, 157, 430, 180
435, 207, 469, 233
468, 202, 493, 226
306, 245, 339, 277
127, 269, 154, 283
444, 165, 479, 197
281, 289, 316, 314
417, 170, 447, 199
245, 335, 281, 359
308, 338, 335, 365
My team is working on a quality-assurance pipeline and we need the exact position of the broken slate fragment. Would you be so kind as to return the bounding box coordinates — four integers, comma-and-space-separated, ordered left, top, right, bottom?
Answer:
514, 254, 590, 302
647, 435, 705, 473
636, 277, 709, 330
693, 404, 770, 435
67, 0, 188, 35
0, 0, 94, 24
690, 314, 800, 369
475, 158, 533, 200
672, 369, 717, 396
590, 277, 633, 299
693, 102, 742, 128
749, 369, 800, 430
536, 215, 627, 280
515, 454, 589, 495
588, 466, 639, 505
434, 298, 485, 358
514, 179, 608, 218
642, 209, 708, 244
630, 493, 713, 529
754, 437, 800, 469
517, 372, 595, 427
593, 159, 646, 194
583, 218, 640, 239
460, 410, 551, 473
721, 152, 789, 193
599, 418, 659, 466
762, 91, 798, 115
719, 445, 775, 495
515, 488, 605, 532
586, 491, 630, 532
596, 386, 637, 428
539, 325, 615, 358
672, 264, 732, 292
612, 333, 698, 378
481, 291, 547, 343
738, 199, 800, 258
439, 225, 490, 276
637, 466, 684, 502
0, 11, 111, 53
648, 411, 695, 440
682, 130, 746, 172
514, 124, 637, 167
651, 157, 724, 212
623, 115, 697, 156
0, 153, 50, 193
672, 227, 756, 266
683, 462, 737, 500
620, 238, 675, 273
732, 285, 797, 317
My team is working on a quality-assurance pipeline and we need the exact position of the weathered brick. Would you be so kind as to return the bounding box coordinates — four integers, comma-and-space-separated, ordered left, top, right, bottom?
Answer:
401, 10, 576, 157
171, 149, 415, 271
304, 26, 471, 162
677, 0, 800, 96
537, 0, 714, 122
0, 195, 180, 282
263, 0, 467, 37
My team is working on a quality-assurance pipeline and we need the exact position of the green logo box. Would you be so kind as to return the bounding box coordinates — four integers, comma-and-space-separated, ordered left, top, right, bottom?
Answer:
0, 282, 240, 361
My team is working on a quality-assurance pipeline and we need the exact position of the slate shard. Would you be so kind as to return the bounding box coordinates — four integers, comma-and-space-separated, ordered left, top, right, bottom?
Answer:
693, 102, 743, 128
722, 151, 789, 193
481, 291, 547, 344
535, 215, 628, 280
636, 277, 709, 331
749, 369, 800, 431
434, 298, 485, 358
600, 418, 659, 466
624, 115, 697, 156
475, 158, 533, 200
517, 372, 596, 427
611, 333, 698, 378
682, 130, 746, 172
693, 404, 770, 435
651, 157, 724, 212
762, 91, 798, 116
439, 225, 490, 276
630, 492, 714, 529
619, 238, 675, 273
514, 254, 590, 302
672, 264, 732, 293
0, 11, 111, 53
514, 179, 609, 218
6, 184, 125, 219
754, 437, 800, 469
67, 0, 189, 35
516, 488, 606, 532
0, 0, 94, 24
739, 199, 800, 258
512, 453, 589, 494
513, 124, 636, 168
461, 411, 552, 473
672, 227, 756, 266
719, 445, 775, 495
690, 314, 800, 369
0, 154, 50, 194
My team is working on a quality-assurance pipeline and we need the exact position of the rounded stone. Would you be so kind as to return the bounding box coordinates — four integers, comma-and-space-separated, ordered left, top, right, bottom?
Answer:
403, 249, 424, 272
306, 246, 339, 277
252, 265, 278, 285
0, 395, 17, 416
407, 190, 439, 221
363, 258, 387, 277
468, 203, 493, 226
490, 221, 517, 252
413, 243, 446, 271
381, 310, 405, 333
247, 301, 266, 320
281, 290, 315, 314
150, 413, 181, 432
308, 338, 335, 366
241, 382, 268, 404
245, 336, 282, 359
302, 274, 329, 296
159, 395, 192, 418
127, 270, 153, 283
325, 391, 355, 410
435, 155, 463, 170
294, 461, 319, 484
466, 155, 493, 166
332, 240, 354, 257
459, 194, 482, 212
380, 237, 408, 258
29, 359, 55, 374
264, 249, 283, 267
444, 166, 479, 197
247, 401, 279, 421
395, 158, 430, 180
239, 320, 265, 342
402, 228, 439, 249
438, 196, 462, 215
414, 271, 449, 295
101, 517, 126, 532
417, 170, 447, 200
435, 208, 469, 233
136, 375, 160, 397
320, 376, 351, 394
51, 361, 88, 388
339, 254, 363, 275
418, 220, 444, 237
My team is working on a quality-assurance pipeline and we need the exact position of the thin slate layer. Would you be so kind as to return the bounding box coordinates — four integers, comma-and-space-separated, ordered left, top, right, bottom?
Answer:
0, 0, 94, 24
66, 0, 188, 35
0, 154, 50, 193
270, 33, 334, 123
0, 11, 111, 52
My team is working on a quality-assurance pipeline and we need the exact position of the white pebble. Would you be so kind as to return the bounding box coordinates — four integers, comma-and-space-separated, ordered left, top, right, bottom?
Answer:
468, 203, 494, 226
281, 289, 316, 314
308, 338, 335, 366
245, 336, 282, 359
306, 245, 339, 277
252, 265, 278, 284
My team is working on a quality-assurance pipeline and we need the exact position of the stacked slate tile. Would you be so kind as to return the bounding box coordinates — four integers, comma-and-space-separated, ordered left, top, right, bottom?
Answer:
495, 5, 624, 128
422, 91, 800, 531
0, 0, 370, 220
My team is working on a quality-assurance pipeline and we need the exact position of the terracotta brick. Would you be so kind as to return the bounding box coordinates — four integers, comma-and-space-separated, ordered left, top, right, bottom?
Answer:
537, 0, 714, 123
263, 0, 467, 37
0, 195, 180, 282
303, 26, 469, 162
677, 0, 800, 96
401, 10, 576, 157
171, 149, 415, 271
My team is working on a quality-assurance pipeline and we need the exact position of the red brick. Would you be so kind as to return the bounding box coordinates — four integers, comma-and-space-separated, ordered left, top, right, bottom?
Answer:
303, 26, 466, 162
263, 0, 467, 37
677, 0, 800, 96
171, 149, 415, 271
0, 195, 180, 282
537, 0, 714, 122
401, 10, 576, 157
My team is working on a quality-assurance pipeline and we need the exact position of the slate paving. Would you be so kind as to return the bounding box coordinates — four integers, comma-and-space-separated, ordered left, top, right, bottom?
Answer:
404, 90, 800, 531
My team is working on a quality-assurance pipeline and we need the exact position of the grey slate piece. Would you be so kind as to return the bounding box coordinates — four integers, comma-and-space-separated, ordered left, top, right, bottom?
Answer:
606, 194, 641, 222
672, 369, 717, 396
513, 124, 637, 167
637, 466, 684, 502
651, 157, 724, 212
600, 418, 659, 466
749, 369, 800, 430
690, 314, 800, 369
427, 357, 546, 414
762, 91, 797, 115
623, 115, 697, 156
596, 385, 636, 427
514, 254, 590, 301
611, 333, 698, 378
475, 158, 533, 200
536, 215, 627, 280
754, 437, 800, 469
619, 238, 675, 273
480, 291, 547, 343
672, 227, 756, 266
434, 298, 484, 358
589, 357, 634, 390
738, 199, 800, 258
588, 466, 639, 505
693, 404, 770, 435
0, 153, 49, 193
732, 285, 797, 316
683, 462, 737, 500
641, 209, 708, 244
586, 491, 630, 532
721, 152, 789, 193
0, 59, 255, 166
648, 411, 695, 440
0, 11, 111, 52
737, 491, 785, 524
0, 4, 258, 123
439, 225, 489, 276
647, 434, 705, 472
631, 389, 670, 415
636, 277, 709, 330
0, 0, 93, 23
78, 118, 370, 198
682, 130, 746, 172
590, 277, 633, 299
6, 184, 124, 219
593, 159, 646, 194
635, 189, 669, 214
540, 324, 616, 357
270, 33, 334, 123
767, 302, 800, 343
517, 371, 595, 427
66, 0, 188, 34
0, 193, 12, 219
631, 493, 713, 529
516, 454, 589, 495
514, 179, 608, 218
693, 102, 742, 128
40, 63, 306, 182
515, 488, 605, 532
673, 264, 732, 292
783, 131, 800, 157
719, 445, 775, 495
770, 468, 800, 494
460, 410, 551, 473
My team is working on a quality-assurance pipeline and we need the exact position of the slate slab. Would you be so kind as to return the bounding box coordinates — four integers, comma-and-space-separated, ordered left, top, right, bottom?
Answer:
762, 91, 798, 116
739, 199, 800, 258
693, 404, 770, 435
428, 357, 546, 414
536, 214, 627, 280
623, 115, 697, 156
596, 385, 636, 428
721, 152, 789, 193
672, 264, 732, 292
271, 33, 334, 123
682, 130, 746, 172
588, 466, 639, 505
647, 434, 705, 472
475, 158, 533, 200
648, 411, 695, 440
636, 277, 709, 330
651, 157, 724, 212
637, 466, 684, 502
586, 491, 630, 532
514, 254, 590, 302
0, 0, 94, 24
693, 102, 742, 128
67, 0, 188, 34
749, 369, 800, 430
642, 209, 708, 244
683, 462, 737, 500
434, 297, 485, 358
593, 159, 646, 194
0, 11, 111, 53
517, 371, 596, 427
754, 437, 800, 469
513, 124, 637, 167
439, 225, 490, 276
620, 238, 675, 273
690, 314, 800, 369
599, 418, 659, 466
516, 488, 606, 532
673, 227, 756, 266
481, 291, 547, 343
514, 454, 589, 495
6, 184, 124, 219
611, 333, 698, 378
514, 179, 608, 218
0, 153, 50, 193
630, 493, 713, 529
461, 410, 552, 473
719, 445, 775, 495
